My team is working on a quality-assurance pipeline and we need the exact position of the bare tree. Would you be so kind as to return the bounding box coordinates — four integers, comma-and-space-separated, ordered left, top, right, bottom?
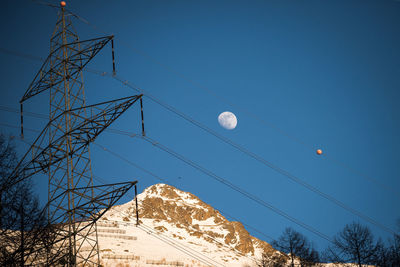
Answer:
381, 221, 400, 267
390, 231, 400, 266
0, 134, 45, 266
370, 233, 400, 267
373, 238, 391, 267
324, 222, 378, 267
272, 227, 319, 267
0, 134, 17, 228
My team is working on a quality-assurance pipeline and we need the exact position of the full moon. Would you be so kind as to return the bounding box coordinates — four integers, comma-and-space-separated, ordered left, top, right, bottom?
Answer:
218, 111, 237, 130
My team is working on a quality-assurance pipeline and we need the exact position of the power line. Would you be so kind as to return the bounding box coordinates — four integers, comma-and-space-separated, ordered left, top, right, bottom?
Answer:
134, 197, 259, 265
93, 137, 333, 243
105, 74, 397, 236
138, 223, 223, 267
93, 142, 279, 248
85, 160, 266, 266
7, 135, 249, 267
5, 132, 226, 267
105, 183, 274, 266
0, 106, 139, 140
1, 118, 395, 242
0, 122, 40, 133
1, 3, 396, 261
94, 141, 278, 242
0, 47, 44, 62
0, 105, 47, 120
1, 98, 397, 237
0, 13, 397, 235
0, 129, 253, 267
1, 44, 397, 202
2, 2, 398, 206
1, 95, 397, 204
91, 141, 320, 265
218, 209, 275, 243
4, 122, 278, 257
60, 5, 400, 204
93, 142, 170, 185
141, 135, 336, 243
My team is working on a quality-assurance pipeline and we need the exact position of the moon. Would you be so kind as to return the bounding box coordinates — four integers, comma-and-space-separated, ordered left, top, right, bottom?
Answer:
218, 111, 237, 130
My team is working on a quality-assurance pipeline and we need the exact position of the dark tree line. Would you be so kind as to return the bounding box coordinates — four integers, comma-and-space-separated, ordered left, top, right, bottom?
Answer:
262, 221, 400, 267
0, 133, 87, 266
0, 134, 46, 266
271, 227, 320, 267
256, 227, 320, 267
324, 222, 379, 266
324, 222, 400, 267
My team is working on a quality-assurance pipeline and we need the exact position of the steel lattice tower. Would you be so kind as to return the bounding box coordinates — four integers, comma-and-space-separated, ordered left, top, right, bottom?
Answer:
47, 5, 99, 265
6, 2, 143, 266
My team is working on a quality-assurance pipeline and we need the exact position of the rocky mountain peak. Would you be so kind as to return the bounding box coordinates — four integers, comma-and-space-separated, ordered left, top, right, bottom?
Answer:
104, 183, 276, 259
140, 184, 225, 224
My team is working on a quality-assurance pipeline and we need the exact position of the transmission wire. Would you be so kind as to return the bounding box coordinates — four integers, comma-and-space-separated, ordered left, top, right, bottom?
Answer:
2, 2, 397, 203
104, 74, 398, 236
0, 43, 397, 201
59, 5, 400, 203
0, 18, 397, 234
0, 93, 397, 237
1, 122, 279, 253
92, 137, 334, 243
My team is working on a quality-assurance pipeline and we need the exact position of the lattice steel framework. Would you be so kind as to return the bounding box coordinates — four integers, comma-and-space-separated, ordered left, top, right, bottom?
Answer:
7, 3, 143, 266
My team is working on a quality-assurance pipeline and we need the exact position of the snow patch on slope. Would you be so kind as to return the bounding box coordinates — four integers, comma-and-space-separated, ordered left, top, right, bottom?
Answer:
96, 183, 279, 267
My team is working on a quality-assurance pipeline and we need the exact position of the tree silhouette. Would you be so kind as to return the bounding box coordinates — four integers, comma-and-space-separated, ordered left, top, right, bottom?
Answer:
324, 222, 378, 267
382, 220, 400, 266
390, 231, 400, 266
0, 134, 45, 266
272, 227, 319, 267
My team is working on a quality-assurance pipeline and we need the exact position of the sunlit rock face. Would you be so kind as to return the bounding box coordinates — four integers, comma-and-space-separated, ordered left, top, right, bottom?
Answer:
98, 183, 280, 267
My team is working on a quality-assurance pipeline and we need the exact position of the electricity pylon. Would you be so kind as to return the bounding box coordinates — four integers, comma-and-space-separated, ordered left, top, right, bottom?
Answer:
8, 2, 143, 266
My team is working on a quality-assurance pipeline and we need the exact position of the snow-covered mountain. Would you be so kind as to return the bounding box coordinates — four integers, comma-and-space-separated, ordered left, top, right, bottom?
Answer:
96, 183, 281, 267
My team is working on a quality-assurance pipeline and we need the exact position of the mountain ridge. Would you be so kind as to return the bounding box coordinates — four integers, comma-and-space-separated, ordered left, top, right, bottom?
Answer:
98, 183, 282, 266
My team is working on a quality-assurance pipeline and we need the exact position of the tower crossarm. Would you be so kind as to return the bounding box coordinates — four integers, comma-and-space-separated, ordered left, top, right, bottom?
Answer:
21, 35, 114, 103
8, 95, 142, 188
20, 181, 138, 266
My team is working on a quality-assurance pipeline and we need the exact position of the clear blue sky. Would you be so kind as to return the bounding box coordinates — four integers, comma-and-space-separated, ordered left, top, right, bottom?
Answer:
0, 0, 399, 252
